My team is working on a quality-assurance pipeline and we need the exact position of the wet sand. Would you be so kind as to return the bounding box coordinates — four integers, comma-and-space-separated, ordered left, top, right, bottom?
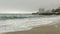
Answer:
5, 23, 60, 34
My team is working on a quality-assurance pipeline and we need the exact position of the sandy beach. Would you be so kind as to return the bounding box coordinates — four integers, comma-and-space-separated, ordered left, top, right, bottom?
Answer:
5, 22, 60, 34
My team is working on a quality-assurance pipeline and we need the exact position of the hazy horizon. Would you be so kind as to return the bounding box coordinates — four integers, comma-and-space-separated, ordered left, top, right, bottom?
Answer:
0, 0, 60, 13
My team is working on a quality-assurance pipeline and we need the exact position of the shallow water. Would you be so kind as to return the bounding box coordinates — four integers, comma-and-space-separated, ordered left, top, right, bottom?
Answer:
0, 14, 60, 33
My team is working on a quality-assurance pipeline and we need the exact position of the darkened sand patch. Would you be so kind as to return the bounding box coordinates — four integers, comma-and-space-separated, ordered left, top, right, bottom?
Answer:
5, 23, 60, 34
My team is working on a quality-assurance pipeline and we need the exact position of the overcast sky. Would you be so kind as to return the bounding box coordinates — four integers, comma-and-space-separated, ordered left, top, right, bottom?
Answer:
0, 0, 60, 13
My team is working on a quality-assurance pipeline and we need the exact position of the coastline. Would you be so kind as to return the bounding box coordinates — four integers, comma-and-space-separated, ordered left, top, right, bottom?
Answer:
5, 22, 60, 34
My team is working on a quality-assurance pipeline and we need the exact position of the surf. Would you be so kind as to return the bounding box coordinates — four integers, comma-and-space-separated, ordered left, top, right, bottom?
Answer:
0, 14, 60, 33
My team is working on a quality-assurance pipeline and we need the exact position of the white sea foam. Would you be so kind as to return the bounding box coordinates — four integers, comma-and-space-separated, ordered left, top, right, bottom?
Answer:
0, 15, 60, 33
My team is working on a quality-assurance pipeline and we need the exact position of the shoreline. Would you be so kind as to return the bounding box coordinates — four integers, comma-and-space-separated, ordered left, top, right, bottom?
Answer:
5, 22, 60, 34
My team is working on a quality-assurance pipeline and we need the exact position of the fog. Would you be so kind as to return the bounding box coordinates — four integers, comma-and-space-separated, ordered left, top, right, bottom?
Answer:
0, 0, 60, 13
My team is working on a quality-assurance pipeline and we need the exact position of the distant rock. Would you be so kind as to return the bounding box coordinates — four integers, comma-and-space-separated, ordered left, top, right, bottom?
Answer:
32, 7, 60, 15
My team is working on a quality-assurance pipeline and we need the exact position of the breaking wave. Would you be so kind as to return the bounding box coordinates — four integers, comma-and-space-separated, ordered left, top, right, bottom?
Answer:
0, 14, 60, 34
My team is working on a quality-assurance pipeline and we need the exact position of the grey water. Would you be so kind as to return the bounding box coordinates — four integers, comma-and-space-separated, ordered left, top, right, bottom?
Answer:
0, 14, 60, 34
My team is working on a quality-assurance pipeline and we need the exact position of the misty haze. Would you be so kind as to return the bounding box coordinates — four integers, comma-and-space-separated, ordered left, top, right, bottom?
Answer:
0, 0, 60, 14
0, 0, 60, 34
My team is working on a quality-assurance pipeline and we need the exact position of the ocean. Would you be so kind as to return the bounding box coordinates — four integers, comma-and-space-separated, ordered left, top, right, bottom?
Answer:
0, 14, 60, 34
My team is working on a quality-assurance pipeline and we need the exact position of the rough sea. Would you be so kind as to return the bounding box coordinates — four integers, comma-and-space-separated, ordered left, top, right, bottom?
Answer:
0, 14, 60, 34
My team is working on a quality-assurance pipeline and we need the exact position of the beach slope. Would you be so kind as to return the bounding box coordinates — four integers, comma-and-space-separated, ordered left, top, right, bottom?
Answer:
5, 22, 60, 34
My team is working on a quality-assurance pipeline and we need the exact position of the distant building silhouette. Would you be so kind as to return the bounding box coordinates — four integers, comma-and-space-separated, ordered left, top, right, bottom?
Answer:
32, 7, 60, 15
37, 8, 45, 13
